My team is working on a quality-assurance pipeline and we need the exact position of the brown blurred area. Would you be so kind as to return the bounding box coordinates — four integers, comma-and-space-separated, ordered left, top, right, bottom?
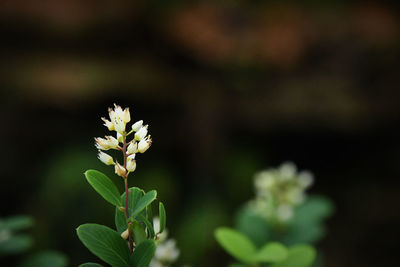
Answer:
0, 1, 399, 266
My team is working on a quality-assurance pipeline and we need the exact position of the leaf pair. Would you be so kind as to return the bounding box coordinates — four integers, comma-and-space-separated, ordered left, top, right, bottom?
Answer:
215, 227, 315, 267
77, 224, 156, 267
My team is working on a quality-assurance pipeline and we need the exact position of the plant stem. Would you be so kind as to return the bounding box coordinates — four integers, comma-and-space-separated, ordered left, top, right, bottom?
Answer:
122, 137, 134, 253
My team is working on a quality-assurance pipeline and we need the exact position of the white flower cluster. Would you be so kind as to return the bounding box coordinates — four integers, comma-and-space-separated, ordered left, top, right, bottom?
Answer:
150, 217, 180, 267
251, 162, 314, 222
95, 104, 152, 178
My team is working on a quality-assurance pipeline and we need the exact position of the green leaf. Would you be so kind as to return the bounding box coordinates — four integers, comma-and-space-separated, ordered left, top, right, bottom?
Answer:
255, 242, 288, 263
85, 170, 121, 207
76, 224, 130, 267
235, 205, 270, 247
272, 245, 316, 267
115, 188, 145, 234
0, 235, 33, 254
214, 227, 256, 264
19, 251, 68, 267
158, 202, 166, 234
138, 214, 155, 238
130, 240, 156, 267
146, 205, 153, 229
0, 216, 34, 232
132, 190, 157, 218
79, 263, 104, 267
131, 221, 147, 246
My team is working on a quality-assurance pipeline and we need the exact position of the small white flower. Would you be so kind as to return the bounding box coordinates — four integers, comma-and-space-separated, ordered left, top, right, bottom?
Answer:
138, 136, 152, 153
135, 125, 148, 141
127, 141, 138, 154
101, 117, 114, 131
279, 161, 297, 180
97, 151, 114, 165
126, 155, 137, 173
115, 162, 126, 177
298, 171, 314, 188
154, 239, 180, 263
95, 136, 119, 150
131, 120, 143, 132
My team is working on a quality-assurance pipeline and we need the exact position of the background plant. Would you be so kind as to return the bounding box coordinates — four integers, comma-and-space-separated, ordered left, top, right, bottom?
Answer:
0, 215, 67, 267
215, 162, 333, 267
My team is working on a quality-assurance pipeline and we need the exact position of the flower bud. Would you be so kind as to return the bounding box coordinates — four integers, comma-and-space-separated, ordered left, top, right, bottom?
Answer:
97, 151, 114, 165
121, 228, 129, 240
131, 120, 143, 132
127, 141, 138, 154
101, 117, 114, 131
135, 125, 148, 141
138, 136, 152, 153
115, 162, 127, 177
121, 108, 131, 123
126, 154, 137, 172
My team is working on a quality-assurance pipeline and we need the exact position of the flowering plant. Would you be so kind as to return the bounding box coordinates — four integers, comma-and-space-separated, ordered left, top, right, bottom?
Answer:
215, 162, 333, 267
76, 104, 167, 267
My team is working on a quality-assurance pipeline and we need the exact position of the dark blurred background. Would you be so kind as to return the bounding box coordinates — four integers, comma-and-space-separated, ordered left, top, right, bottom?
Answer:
0, 0, 399, 266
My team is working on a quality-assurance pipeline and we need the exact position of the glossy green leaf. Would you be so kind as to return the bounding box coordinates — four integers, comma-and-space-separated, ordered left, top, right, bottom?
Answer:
158, 202, 166, 234
77, 224, 130, 267
130, 240, 156, 267
255, 242, 288, 262
138, 214, 155, 238
79, 263, 104, 267
85, 170, 121, 207
215, 227, 256, 264
0, 216, 34, 232
19, 251, 68, 267
272, 245, 316, 267
115, 188, 145, 234
132, 190, 157, 218
131, 221, 147, 246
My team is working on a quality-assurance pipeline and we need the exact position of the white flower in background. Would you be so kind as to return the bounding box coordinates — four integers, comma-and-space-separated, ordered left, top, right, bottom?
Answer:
298, 171, 314, 188
251, 162, 314, 223
277, 204, 293, 221
95, 104, 152, 175
150, 217, 180, 267
97, 151, 114, 165
154, 239, 180, 263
